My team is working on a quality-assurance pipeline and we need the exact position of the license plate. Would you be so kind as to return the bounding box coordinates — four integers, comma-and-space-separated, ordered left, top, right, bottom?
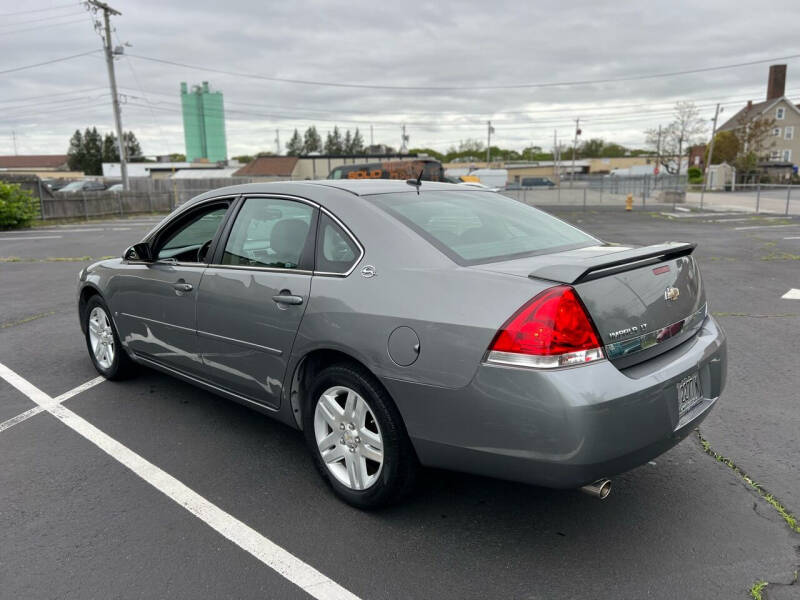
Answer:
677, 372, 702, 417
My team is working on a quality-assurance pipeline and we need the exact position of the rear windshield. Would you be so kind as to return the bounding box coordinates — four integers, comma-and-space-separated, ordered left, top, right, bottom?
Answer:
372, 190, 597, 265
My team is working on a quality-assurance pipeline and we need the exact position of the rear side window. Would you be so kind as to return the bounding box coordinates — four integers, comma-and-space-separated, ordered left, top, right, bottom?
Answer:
315, 213, 360, 274
222, 197, 314, 269
372, 190, 596, 265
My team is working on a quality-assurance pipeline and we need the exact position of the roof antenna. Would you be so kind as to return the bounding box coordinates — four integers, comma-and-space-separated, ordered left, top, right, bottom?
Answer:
406, 168, 424, 195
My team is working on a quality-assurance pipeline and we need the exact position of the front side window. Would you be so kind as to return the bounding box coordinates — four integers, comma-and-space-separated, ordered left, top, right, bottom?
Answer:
157, 205, 229, 262
315, 213, 360, 274
776, 107, 786, 120
785, 126, 794, 140
770, 150, 781, 161
783, 149, 792, 162
222, 197, 314, 269
372, 190, 597, 265
773, 127, 781, 137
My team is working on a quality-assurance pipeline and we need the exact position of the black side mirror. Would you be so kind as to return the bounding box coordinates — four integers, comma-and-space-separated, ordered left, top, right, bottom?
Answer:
124, 242, 154, 262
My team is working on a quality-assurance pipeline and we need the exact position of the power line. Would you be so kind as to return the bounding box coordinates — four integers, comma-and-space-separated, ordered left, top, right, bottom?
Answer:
128, 52, 800, 92
0, 16, 89, 35
0, 86, 108, 105
0, 9, 86, 28
0, 2, 79, 17
0, 50, 100, 75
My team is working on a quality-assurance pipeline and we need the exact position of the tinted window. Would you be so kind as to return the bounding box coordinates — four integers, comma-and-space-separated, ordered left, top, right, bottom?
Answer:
157, 205, 228, 262
222, 197, 314, 269
315, 213, 360, 273
372, 190, 596, 265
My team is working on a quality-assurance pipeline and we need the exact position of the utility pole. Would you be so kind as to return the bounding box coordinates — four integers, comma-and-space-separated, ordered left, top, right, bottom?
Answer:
400, 124, 409, 154
655, 124, 662, 172
701, 103, 722, 208
88, 0, 128, 190
570, 118, 580, 187
274, 129, 281, 155
11, 130, 17, 155
369, 124, 374, 147
553, 129, 559, 185
486, 121, 494, 163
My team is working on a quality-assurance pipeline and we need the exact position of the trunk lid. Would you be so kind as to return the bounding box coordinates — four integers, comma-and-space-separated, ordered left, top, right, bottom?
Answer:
476, 242, 707, 368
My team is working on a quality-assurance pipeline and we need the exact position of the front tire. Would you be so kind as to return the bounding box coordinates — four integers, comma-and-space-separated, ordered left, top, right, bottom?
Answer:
83, 296, 136, 380
303, 363, 417, 508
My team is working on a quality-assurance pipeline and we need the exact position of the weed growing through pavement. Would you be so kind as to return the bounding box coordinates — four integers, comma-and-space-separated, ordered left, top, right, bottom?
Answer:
697, 430, 799, 534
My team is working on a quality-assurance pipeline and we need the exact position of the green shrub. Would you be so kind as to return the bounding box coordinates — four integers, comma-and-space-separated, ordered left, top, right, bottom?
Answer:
687, 166, 702, 179
0, 182, 37, 229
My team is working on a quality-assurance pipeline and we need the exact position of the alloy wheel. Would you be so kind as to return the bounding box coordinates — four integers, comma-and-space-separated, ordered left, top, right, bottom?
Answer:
88, 306, 115, 370
313, 385, 384, 491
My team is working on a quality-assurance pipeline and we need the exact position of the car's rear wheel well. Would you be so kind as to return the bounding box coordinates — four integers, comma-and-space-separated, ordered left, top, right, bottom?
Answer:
290, 349, 387, 430
78, 286, 101, 332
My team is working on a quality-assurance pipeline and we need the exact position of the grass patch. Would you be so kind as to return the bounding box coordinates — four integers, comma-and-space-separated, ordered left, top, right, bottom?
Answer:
0, 311, 56, 329
750, 580, 768, 600
697, 430, 800, 534
761, 251, 800, 261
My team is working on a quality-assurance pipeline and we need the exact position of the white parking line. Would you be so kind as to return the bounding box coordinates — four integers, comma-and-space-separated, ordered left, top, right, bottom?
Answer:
784, 236, 800, 240
0, 362, 360, 600
734, 224, 800, 231
0, 375, 105, 433
0, 235, 62, 241
781, 289, 800, 300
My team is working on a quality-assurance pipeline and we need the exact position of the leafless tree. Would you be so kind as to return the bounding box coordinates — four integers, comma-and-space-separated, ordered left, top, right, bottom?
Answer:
646, 102, 707, 175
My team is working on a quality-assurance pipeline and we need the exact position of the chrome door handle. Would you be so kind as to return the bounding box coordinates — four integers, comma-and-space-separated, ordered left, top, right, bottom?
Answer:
272, 294, 303, 305
173, 282, 193, 292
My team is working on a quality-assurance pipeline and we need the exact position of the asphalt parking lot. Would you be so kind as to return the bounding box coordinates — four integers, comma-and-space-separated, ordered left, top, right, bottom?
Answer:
1, 207, 799, 599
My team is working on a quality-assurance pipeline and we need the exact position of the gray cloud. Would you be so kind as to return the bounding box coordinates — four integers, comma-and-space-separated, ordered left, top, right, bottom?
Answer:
2, 0, 799, 156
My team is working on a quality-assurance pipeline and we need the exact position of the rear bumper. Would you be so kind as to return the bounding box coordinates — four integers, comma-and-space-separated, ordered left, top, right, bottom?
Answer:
383, 315, 727, 489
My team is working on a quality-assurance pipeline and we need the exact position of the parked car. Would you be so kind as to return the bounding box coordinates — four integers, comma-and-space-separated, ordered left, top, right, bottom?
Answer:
505, 182, 522, 190
106, 183, 124, 193
77, 180, 726, 508
521, 177, 555, 188
58, 180, 107, 193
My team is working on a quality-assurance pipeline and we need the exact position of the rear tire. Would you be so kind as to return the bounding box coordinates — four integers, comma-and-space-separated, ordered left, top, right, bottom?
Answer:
303, 363, 417, 509
83, 296, 137, 380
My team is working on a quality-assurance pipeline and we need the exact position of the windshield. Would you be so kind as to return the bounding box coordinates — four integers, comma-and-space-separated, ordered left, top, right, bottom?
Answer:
59, 181, 85, 191
371, 190, 597, 265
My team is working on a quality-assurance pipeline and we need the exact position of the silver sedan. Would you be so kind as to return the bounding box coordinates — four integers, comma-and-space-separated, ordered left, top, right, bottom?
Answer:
77, 180, 726, 508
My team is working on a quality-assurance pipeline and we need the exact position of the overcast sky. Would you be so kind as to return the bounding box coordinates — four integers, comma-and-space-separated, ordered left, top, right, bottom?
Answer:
2, 0, 799, 158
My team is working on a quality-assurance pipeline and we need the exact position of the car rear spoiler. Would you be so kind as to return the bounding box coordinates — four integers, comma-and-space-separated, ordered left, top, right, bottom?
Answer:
528, 242, 697, 284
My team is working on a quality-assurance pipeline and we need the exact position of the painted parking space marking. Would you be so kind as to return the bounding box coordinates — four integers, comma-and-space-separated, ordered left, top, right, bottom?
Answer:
781, 289, 800, 300
0, 375, 105, 433
734, 224, 800, 231
784, 236, 800, 240
0, 362, 361, 600
0, 235, 63, 241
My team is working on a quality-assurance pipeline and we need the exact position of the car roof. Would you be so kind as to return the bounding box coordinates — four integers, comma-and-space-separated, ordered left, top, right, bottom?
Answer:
185, 179, 484, 206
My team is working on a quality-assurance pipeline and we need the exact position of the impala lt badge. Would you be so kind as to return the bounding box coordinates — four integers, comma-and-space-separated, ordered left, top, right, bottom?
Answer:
664, 286, 680, 301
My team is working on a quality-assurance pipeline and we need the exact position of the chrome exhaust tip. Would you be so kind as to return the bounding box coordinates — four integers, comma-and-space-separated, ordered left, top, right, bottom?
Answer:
580, 478, 612, 499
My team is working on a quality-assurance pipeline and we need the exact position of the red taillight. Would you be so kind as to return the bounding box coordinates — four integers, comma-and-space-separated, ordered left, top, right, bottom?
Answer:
487, 285, 605, 368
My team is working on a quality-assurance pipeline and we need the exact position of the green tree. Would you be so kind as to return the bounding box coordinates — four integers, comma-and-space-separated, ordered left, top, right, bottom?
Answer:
169, 153, 186, 161
123, 131, 143, 162
303, 126, 322, 153
351, 128, 364, 154
232, 154, 254, 163
102, 133, 119, 163
324, 126, 344, 155
286, 129, 303, 156
83, 127, 103, 175
67, 129, 85, 172
0, 182, 37, 229
343, 130, 352, 154
705, 130, 739, 165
